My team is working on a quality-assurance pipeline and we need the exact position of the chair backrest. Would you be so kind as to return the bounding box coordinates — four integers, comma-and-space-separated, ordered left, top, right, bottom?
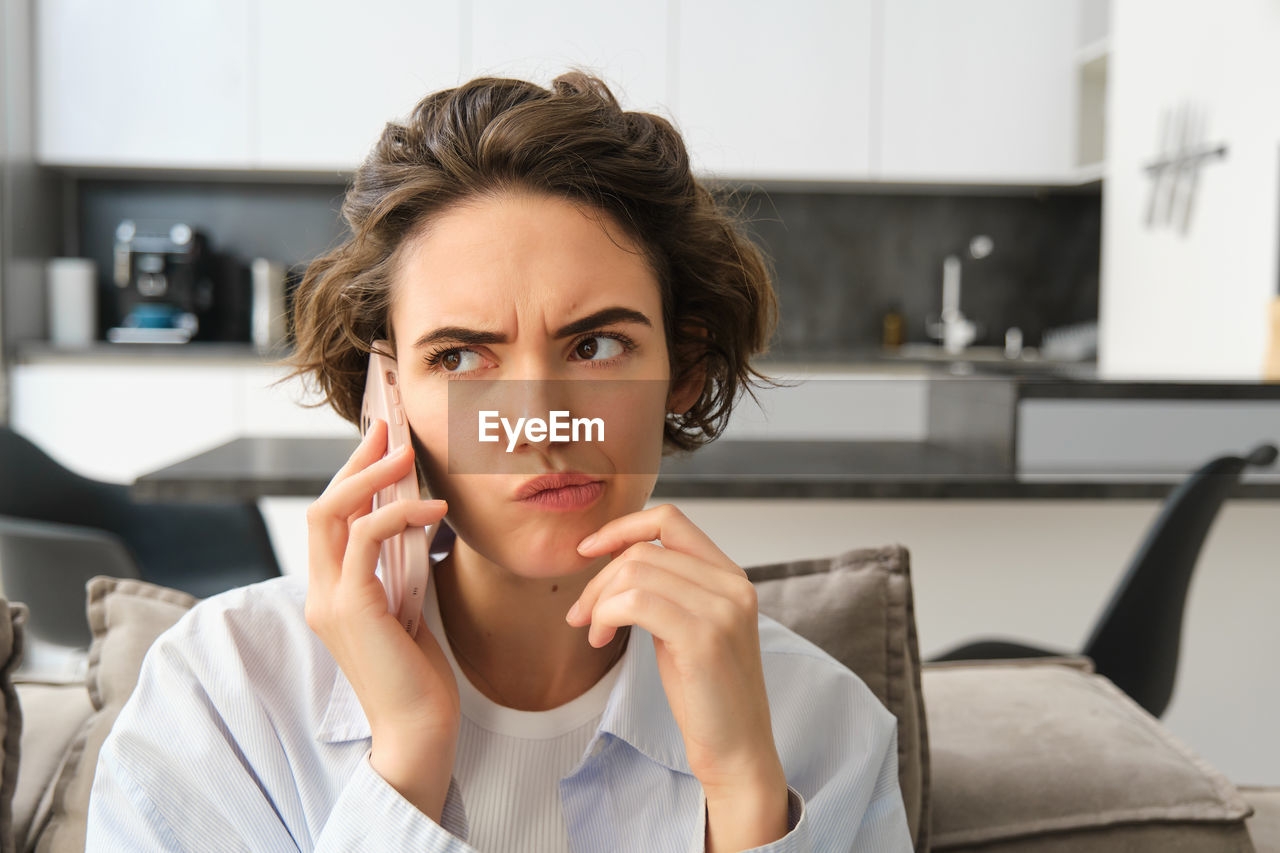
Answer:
0, 515, 142, 648
1081, 442, 1277, 718
0, 426, 282, 598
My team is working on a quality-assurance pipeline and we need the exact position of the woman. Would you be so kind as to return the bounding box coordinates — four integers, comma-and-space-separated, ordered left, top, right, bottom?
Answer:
86, 71, 912, 852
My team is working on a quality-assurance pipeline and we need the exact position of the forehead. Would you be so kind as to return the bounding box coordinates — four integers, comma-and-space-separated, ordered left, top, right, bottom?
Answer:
390, 191, 661, 324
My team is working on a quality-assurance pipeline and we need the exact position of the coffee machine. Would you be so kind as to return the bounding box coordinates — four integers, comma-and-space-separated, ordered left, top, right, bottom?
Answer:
108, 220, 251, 343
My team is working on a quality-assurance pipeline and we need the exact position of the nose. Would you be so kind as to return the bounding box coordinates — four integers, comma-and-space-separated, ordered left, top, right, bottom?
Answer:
502, 372, 576, 452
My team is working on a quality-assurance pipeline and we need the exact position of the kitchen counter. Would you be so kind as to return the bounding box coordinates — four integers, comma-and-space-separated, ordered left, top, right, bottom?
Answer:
16, 341, 1277, 500
130, 433, 1280, 502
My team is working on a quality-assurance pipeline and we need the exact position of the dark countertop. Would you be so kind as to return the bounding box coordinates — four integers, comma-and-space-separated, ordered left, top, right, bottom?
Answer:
130, 435, 1280, 502
1016, 376, 1280, 399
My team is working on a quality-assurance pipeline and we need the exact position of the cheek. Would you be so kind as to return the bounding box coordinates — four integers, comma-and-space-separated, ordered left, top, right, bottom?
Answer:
592, 379, 670, 475
403, 387, 451, 486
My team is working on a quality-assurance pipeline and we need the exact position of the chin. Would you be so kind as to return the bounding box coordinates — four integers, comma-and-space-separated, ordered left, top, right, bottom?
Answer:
447, 505, 599, 577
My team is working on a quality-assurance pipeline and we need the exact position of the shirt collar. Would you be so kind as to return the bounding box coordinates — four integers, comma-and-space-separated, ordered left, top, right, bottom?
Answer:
315, 521, 694, 777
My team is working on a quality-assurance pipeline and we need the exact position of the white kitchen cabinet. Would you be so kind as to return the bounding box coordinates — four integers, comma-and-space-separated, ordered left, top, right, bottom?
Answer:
9, 363, 243, 483
876, 0, 1079, 183
254, 0, 464, 171
36, 0, 254, 168
8, 361, 353, 485
467, 0, 668, 116
673, 0, 875, 181
238, 364, 355, 437
33, 0, 1090, 182
1017, 399, 1280, 481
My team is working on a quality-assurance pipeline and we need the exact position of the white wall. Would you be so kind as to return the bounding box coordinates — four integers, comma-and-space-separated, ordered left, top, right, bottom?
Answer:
1100, 0, 1280, 379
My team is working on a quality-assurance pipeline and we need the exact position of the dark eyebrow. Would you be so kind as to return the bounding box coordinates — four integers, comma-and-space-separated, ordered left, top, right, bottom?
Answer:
412, 306, 652, 350
553, 306, 652, 339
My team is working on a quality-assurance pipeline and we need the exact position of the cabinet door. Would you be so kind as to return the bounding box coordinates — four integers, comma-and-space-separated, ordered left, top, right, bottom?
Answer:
674, 0, 874, 181
877, 0, 1078, 183
466, 0, 668, 115
36, 0, 253, 168
9, 364, 242, 484
255, 0, 464, 171
239, 366, 356, 437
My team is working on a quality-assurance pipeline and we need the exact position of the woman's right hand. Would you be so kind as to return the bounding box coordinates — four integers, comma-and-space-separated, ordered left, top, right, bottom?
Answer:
304, 417, 458, 820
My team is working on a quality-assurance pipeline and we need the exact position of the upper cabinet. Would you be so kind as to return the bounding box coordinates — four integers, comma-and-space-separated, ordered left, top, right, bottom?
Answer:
876, 0, 1079, 184
466, 0, 668, 115
37, 0, 254, 168
34, 0, 1097, 185
673, 0, 874, 181
254, 0, 463, 171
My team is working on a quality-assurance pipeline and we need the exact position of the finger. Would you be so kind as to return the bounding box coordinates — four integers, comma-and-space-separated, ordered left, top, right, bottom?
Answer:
308, 430, 417, 589
580, 559, 731, 648
587, 586, 697, 650
312, 441, 417, 555
328, 417, 388, 489
308, 447, 416, 591
576, 504, 736, 573
340, 498, 449, 591
570, 543, 749, 628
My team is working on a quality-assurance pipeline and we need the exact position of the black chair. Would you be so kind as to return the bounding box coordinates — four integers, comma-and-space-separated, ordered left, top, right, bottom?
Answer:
0, 424, 282, 605
928, 442, 1278, 719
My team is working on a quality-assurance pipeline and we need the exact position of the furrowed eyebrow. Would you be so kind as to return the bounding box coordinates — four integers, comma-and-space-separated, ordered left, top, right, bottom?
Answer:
552, 307, 652, 338
411, 306, 652, 350
412, 327, 506, 349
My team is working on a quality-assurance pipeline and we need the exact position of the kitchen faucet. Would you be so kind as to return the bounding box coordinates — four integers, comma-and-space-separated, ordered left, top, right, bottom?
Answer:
927, 234, 993, 354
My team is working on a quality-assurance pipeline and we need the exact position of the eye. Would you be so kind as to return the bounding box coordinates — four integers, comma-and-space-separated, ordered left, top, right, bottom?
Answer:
424, 347, 485, 374
571, 334, 628, 362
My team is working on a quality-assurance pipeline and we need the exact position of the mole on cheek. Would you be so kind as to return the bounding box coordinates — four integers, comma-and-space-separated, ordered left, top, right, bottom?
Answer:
551, 584, 558, 593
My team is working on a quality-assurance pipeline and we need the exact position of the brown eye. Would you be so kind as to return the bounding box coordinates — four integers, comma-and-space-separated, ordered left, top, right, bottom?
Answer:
442, 351, 461, 371
575, 338, 598, 359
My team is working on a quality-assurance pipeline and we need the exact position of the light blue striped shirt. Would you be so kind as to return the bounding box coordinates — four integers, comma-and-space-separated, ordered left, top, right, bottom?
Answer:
87, 546, 912, 851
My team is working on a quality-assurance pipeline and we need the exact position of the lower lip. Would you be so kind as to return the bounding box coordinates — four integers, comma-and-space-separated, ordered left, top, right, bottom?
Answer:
519, 481, 604, 511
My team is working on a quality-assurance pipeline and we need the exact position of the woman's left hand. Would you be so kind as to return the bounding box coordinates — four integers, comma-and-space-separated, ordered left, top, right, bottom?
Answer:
568, 504, 788, 820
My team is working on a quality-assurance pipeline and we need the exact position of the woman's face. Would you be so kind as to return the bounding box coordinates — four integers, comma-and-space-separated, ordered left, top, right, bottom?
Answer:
388, 190, 686, 580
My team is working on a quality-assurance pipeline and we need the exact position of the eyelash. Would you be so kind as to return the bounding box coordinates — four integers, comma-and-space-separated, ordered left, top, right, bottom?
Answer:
421, 331, 638, 374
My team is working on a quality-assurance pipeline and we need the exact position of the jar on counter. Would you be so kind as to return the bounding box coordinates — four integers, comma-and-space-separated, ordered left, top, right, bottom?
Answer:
882, 301, 904, 349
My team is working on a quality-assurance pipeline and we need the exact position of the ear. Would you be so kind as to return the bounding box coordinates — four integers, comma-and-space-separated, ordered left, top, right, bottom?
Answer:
667, 324, 708, 416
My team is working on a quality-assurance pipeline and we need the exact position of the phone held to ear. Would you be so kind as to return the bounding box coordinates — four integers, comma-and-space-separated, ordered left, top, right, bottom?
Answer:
360, 340, 429, 639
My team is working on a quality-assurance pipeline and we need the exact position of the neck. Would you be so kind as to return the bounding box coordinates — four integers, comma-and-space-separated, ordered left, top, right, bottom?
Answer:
433, 536, 629, 712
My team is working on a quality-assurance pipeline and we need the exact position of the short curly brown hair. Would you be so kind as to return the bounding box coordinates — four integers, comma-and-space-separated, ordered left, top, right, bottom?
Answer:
277, 69, 779, 455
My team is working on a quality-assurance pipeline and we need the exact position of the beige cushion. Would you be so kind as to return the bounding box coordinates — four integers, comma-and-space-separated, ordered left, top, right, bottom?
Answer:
1240, 787, 1280, 853
924, 661, 1256, 852
745, 543, 929, 853
28, 578, 197, 853
0, 601, 28, 853
10, 683, 91, 850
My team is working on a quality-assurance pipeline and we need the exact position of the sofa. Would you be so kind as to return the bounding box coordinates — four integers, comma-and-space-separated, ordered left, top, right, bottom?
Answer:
0, 543, 1277, 852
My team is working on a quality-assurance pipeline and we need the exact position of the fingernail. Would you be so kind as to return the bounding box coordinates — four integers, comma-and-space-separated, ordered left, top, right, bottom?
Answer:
577, 534, 597, 553
566, 602, 580, 622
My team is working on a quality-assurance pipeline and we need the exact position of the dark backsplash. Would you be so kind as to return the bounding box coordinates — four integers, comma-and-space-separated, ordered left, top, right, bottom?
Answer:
74, 178, 1100, 354
729, 187, 1101, 358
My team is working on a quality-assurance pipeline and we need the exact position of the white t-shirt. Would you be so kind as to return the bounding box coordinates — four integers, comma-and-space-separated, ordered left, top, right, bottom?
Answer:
422, 570, 629, 852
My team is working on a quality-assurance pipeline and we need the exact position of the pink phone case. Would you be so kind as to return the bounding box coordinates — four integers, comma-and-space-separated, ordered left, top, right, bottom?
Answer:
360, 340, 429, 638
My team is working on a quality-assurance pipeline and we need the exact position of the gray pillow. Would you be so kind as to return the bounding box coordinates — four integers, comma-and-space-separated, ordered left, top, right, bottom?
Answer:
923, 661, 1256, 852
28, 578, 197, 853
0, 600, 27, 853
745, 543, 929, 853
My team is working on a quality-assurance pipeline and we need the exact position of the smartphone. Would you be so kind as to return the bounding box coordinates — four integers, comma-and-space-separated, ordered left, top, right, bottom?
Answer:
360, 340, 429, 638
